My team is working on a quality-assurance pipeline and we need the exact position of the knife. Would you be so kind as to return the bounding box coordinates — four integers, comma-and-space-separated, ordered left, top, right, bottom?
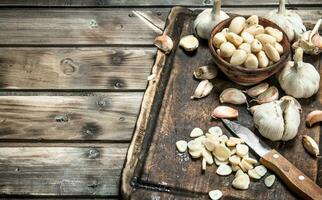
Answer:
222, 119, 322, 200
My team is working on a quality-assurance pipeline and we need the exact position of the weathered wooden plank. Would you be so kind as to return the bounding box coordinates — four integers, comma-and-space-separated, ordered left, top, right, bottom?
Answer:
0, 94, 142, 141
0, 47, 154, 90
0, 145, 127, 196
0, 8, 320, 45
0, 0, 321, 7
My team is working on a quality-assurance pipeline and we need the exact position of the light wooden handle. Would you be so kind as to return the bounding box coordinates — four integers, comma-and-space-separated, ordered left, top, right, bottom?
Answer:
260, 149, 322, 200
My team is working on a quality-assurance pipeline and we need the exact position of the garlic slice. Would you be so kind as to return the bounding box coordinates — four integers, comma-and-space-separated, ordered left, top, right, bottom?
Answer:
211, 106, 239, 119
254, 165, 267, 177
202, 158, 207, 171
213, 143, 231, 161
191, 80, 214, 99
216, 164, 232, 176
202, 148, 214, 165
306, 110, 322, 127
248, 169, 261, 179
252, 86, 279, 104
239, 159, 253, 172
229, 155, 241, 165
264, 175, 276, 188
193, 65, 218, 80
236, 144, 249, 157
176, 140, 188, 153
189, 149, 202, 158
179, 35, 199, 52
209, 190, 223, 200
214, 158, 229, 166
243, 157, 258, 165
208, 126, 223, 136
244, 82, 269, 98
205, 135, 219, 152
154, 35, 173, 54
187, 140, 203, 152
302, 135, 320, 157
219, 88, 247, 105
232, 173, 250, 190
190, 127, 204, 137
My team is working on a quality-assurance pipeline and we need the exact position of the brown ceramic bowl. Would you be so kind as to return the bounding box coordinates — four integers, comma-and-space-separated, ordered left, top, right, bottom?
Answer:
209, 16, 291, 86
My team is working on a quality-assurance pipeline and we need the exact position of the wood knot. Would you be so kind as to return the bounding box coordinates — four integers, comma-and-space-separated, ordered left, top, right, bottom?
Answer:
61, 58, 78, 76
89, 19, 97, 28
88, 148, 100, 159
55, 114, 69, 122
81, 122, 102, 138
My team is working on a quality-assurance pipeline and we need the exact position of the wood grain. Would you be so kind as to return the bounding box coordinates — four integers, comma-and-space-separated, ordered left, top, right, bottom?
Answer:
0, 94, 142, 141
0, 47, 155, 90
0, 0, 321, 7
0, 145, 127, 196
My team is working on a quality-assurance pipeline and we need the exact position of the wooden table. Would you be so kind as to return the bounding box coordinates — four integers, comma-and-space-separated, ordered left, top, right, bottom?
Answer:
0, 1, 320, 199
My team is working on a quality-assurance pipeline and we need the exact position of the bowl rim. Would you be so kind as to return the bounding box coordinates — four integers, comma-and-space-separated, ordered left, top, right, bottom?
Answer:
208, 15, 291, 73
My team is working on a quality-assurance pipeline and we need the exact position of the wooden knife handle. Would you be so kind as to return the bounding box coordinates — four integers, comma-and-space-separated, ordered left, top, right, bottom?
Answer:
260, 149, 322, 200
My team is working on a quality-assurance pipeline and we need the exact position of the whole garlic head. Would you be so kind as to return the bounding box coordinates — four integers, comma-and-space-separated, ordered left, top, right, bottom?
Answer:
265, 0, 306, 41
253, 97, 301, 141
278, 48, 320, 98
194, 0, 229, 40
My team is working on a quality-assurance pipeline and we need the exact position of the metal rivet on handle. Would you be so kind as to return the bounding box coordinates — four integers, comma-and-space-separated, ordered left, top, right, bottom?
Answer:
273, 154, 279, 159
299, 175, 305, 181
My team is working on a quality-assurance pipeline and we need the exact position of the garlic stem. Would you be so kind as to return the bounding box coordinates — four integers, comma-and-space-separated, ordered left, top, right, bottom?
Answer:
278, 0, 286, 15
294, 48, 304, 69
213, 0, 221, 21
309, 19, 322, 43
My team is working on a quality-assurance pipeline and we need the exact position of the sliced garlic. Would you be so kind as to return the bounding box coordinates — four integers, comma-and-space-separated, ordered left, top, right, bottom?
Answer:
263, 43, 280, 62
211, 106, 239, 119
244, 157, 258, 165
193, 65, 218, 80
216, 164, 232, 176
235, 169, 245, 178
226, 32, 244, 47
219, 135, 229, 144
204, 136, 219, 152
202, 158, 207, 171
230, 50, 247, 66
176, 140, 188, 153
187, 140, 203, 152
153, 35, 173, 54
213, 32, 227, 48
208, 126, 223, 136
230, 147, 237, 155
264, 175, 276, 188
306, 110, 322, 127
191, 80, 214, 99
254, 165, 267, 177
213, 143, 231, 161
230, 137, 244, 144
257, 51, 269, 68
231, 164, 241, 172
236, 144, 249, 157
215, 158, 229, 166
232, 173, 250, 190
252, 86, 279, 104
190, 127, 204, 137
248, 168, 261, 179
241, 32, 254, 44
179, 35, 199, 51
251, 39, 263, 53
209, 189, 223, 200
229, 155, 241, 165
302, 135, 320, 157
219, 88, 247, 105
219, 42, 236, 58
239, 159, 253, 172
189, 148, 202, 158
202, 148, 214, 165
229, 16, 246, 35
244, 82, 269, 98
265, 27, 283, 42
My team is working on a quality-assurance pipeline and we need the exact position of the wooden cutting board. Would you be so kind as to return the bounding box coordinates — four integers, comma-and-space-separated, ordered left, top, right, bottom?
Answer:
121, 7, 322, 199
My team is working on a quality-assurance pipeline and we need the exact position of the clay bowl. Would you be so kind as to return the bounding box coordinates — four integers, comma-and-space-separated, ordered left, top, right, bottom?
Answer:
209, 16, 291, 86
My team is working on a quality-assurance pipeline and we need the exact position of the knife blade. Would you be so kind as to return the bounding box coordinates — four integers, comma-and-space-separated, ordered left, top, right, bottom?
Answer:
222, 119, 322, 200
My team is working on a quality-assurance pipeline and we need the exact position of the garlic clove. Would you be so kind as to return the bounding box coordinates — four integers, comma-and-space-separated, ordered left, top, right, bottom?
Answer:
264, 175, 276, 188
302, 135, 319, 157
213, 32, 227, 48
244, 53, 259, 69
229, 16, 246, 35
306, 110, 322, 127
219, 42, 236, 58
251, 39, 263, 53
263, 43, 280, 62
238, 43, 251, 53
179, 35, 199, 51
265, 27, 283, 42
209, 190, 223, 200
273, 42, 284, 55
176, 140, 188, 153
244, 25, 265, 36
211, 106, 239, 119
279, 98, 301, 141
252, 86, 279, 104
230, 50, 247, 66
256, 51, 269, 68
244, 82, 269, 98
154, 35, 173, 54
191, 80, 214, 99
241, 32, 254, 44
246, 15, 259, 27
216, 164, 232, 176
219, 88, 247, 105
193, 65, 218, 80
255, 34, 277, 45
232, 173, 250, 190
190, 127, 204, 137
226, 32, 244, 47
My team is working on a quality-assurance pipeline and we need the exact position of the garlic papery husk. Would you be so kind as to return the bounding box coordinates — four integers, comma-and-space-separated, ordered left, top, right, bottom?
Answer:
153, 35, 173, 54
191, 80, 214, 99
194, 0, 229, 39
251, 86, 279, 104
278, 47, 320, 98
265, 0, 306, 42
219, 88, 248, 105
193, 65, 218, 80
253, 98, 301, 141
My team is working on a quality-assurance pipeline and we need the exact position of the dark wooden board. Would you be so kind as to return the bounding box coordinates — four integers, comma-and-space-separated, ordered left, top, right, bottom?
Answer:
121, 7, 322, 199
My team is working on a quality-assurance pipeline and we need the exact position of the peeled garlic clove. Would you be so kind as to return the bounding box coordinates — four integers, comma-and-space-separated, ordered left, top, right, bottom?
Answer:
263, 43, 280, 62
211, 106, 239, 119
229, 16, 246, 35
230, 50, 247, 66
273, 42, 283, 54
238, 43, 251, 53
191, 80, 213, 99
264, 175, 276, 188
232, 173, 250, 190
190, 127, 204, 137
244, 25, 265, 36
193, 65, 218, 80
244, 82, 269, 98
254, 165, 267, 177
219, 41, 236, 58
176, 140, 188, 153
213, 143, 231, 161
256, 51, 269, 68
226, 32, 244, 47
229, 155, 241, 165
179, 35, 199, 51
208, 126, 223, 136
265, 27, 283, 42
253, 86, 279, 104
216, 164, 232, 176
302, 135, 320, 157
244, 53, 259, 69
154, 35, 173, 54
219, 88, 247, 105
209, 190, 223, 200
251, 39, 263, 53
214, 158, 229, 166
255, 34, 277, 45
248, 168, 261, 179
202, 148, 214, 165
241, 32, 254, 44
236, 144, 249, 157
246, 15, 259, 27
213, 32, 227, 48
306, 110, 322, 127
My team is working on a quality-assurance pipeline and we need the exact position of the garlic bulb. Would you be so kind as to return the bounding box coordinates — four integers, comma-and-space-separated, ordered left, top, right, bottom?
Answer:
278, 48, 320, 98
253, 98, 300, 141
265, 0, 306, 41
194, 0, 229, 39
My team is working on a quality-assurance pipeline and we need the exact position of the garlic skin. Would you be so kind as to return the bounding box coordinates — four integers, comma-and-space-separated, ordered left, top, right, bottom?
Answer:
265, 0, 306, 41
278, 48, 320, 98
194, 0, 229, 39
219, 88, 247, 105
280, 98, 301, 141
193, 65, 218, 80
153, 35, 173, 54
